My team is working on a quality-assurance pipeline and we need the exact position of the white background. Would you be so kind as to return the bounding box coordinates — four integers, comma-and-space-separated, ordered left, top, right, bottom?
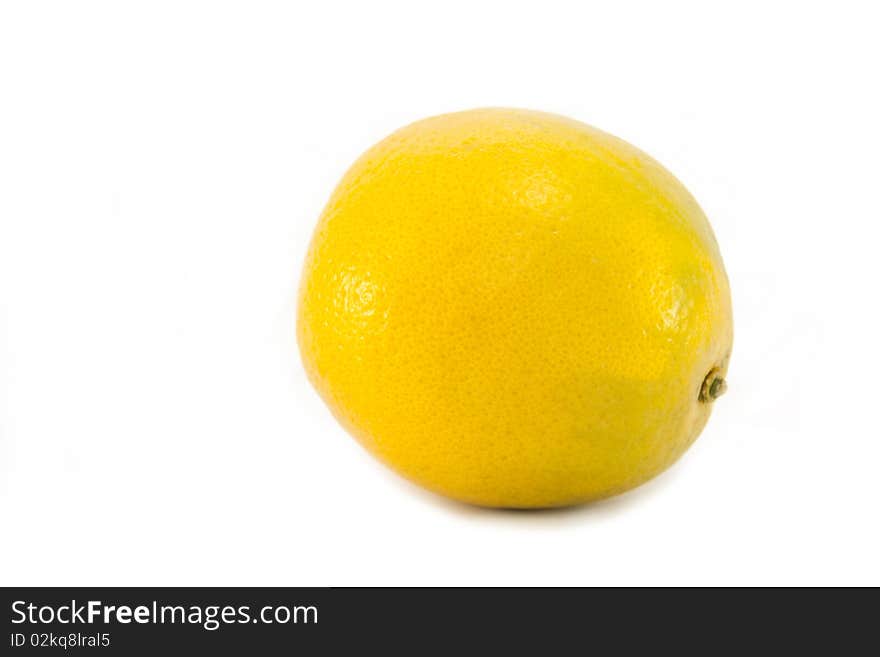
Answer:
1, 1, 878, 586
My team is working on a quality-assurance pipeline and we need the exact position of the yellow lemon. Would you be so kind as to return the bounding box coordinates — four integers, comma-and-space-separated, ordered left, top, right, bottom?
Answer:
298, 108, 733, 508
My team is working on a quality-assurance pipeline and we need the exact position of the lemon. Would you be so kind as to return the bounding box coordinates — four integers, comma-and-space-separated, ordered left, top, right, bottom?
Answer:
298, 108, 732, 508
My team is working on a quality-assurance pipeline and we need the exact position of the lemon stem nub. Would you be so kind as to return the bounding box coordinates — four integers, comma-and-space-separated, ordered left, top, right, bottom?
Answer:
700, 370, 727, 402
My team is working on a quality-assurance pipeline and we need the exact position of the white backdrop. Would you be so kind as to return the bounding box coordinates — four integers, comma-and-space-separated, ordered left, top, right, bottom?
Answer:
1, 1, 878, 586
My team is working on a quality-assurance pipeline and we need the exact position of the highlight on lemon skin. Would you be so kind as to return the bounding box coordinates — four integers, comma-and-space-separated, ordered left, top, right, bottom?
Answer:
298, 108, 733, 509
